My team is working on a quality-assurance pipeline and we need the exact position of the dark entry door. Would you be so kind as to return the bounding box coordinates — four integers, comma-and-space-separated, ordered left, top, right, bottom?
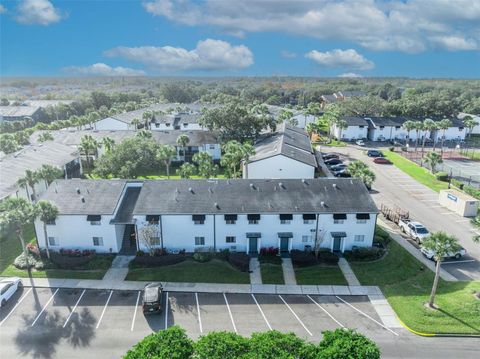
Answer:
333, 237, 342, 252
249, 237, 258, 254
280, 237, 289, 252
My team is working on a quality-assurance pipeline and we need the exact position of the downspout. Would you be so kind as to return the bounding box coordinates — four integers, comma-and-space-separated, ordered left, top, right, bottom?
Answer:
314, 213, 320, 252
373, 213, 378, 246
159, 215, 164, 251
213, 215, 216, 251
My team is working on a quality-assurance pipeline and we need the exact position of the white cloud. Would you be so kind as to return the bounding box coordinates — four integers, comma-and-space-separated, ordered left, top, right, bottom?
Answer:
104, 39, 253, 71
63, 63, 146, 76
142, 0, 480, 52
306, 49, 374, 70
15, 0, 65, 25
280, 50, 296, 59
338, 73, 363, 78
0, 4, 7, 14
429, 36, 478, 51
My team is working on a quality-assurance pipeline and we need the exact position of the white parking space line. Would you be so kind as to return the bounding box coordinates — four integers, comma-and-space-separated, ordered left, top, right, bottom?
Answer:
306, 295, 344, 328
31, 288, 59, 327
195, 292, 203, 333
251, 294, 272, 330
63, 289, 86, 328
335, 296, 398, 336
130, 291, 141, 332
164, 291, 169, 329
455, 219, 470, 223
440, 212, 456, 215
223, 293, 237, 333
0, 287, 32, 326
442, 260, 476, 265
279, 295, 312, 336
96, 290, 113, 329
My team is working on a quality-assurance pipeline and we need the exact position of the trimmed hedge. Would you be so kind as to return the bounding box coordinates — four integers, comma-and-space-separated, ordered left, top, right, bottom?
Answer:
291, 250, 339, 267
435, 171, 449, 182
131, 254, 188, 268
193, 252, 213, 263
344, 247, 385, 262
228, 252, 249, 272
50, 252, 95, 269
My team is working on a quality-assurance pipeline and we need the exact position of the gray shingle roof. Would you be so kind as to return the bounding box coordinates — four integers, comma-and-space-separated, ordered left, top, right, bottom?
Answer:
367, 117, 407, 127
156, 113, 202, 125
0, 106, 40, 118
133, 178, 378, 215
38, 179, 127, 215
342, 116, 369, 126
248, 123, 317, 167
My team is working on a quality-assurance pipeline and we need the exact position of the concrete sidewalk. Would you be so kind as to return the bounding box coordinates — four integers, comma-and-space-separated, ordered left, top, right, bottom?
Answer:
338, 258, 361, 286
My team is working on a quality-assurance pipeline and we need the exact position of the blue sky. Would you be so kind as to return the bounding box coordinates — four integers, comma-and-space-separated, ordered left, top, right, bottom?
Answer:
1, 0, 479, 78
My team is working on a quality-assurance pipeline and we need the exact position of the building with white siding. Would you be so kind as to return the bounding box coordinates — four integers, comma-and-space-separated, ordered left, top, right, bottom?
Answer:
331, 117, 369, 140
34, 178, 378, 255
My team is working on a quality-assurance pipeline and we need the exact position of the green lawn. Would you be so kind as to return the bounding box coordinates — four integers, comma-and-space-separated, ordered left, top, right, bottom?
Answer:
126, 259, 250, 284
460, 150, 480, 161
0, 224, 36, 273
295, 264, 348, 285
349, 240, 480, 334
260, 263, 284, 284
383, 151, 448, 192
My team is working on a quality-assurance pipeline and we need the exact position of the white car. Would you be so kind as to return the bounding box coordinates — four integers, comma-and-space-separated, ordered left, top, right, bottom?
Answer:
0, 277, 22, 307
420, 247, 466, 260
355, 140, 366, 146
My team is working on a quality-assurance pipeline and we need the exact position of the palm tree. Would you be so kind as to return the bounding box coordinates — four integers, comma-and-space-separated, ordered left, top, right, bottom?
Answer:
437, 119, 452, 156
334, 118, 348, 141
176, 163, 196, 179
424, 151, 443, 173
136, 129, 153, 139
39, 164, 63, 187
102, 137, 115, 153
320, 104, 341, 142
87, 111, 100, 129
421, 119, 436, 155
463, 116, 479, 139
36, 200, 59, 259
79, 135, 99, 169
305, 122, 316, 139
421, 232, 460, 308
347, 161, 376, 190
142, 111, 153, 130
156, 145, 177, 179
0, 198, 37, 267
413, 121, 423, 152
176, 134, 190, 162
131, 118, 141, 131
402, 120, 416, 145
17, 169, 40, 203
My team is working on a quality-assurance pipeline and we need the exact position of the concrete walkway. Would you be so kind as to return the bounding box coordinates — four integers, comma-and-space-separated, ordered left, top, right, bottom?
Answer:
281, 258, 297, 285
101, 255, 134, 282
249, 257, 262, 284
378, 218, 458, 282
338, 257, 361, 286
368, 293, 403, 328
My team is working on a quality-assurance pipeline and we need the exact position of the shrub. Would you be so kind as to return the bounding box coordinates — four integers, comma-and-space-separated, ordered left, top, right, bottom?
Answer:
259, 247, 278, 256
50, 251, 96, 269
131, 254, 187, 268
315, 249, 340, 264
464, 184, 480, 200
194, 332, 249, 359
344, 247, 384, 262
291, 250, 318, 267
318, 329, 380, 359
435, 171, 449, 182
215, 248, 230, 261
26, 243, 40, 256
13, 252, 44, 269
124, 326, 194, 359
249, 331, 317, 359
228, 252, 249, 272
451, 178, 464, 190
389, 146, 394, 152
373, 234, 390, 247
193, 252, 213, 263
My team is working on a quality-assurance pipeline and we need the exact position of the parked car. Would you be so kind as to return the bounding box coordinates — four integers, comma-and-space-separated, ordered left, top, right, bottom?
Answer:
333, 170, 351, 178
142, 282, 163, 314
399, 219, 430, 243
421, 246, 466, 260
0, 277, 22, 307
373, 157, 392, 164
325, 158, 343, 166
329, 163, 347, 171
367, 150, 384, 157
355, 140, 366, 146
322, 153, 339, 160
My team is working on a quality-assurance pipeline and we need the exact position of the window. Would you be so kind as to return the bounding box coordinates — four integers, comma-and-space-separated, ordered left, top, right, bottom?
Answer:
152, 237, 160, 245
280, 214, 293, 224
93, 237, 104, 246
146, 215, 160, 224
379, 126, 385, 129
226, 236, 236, 243
195, 237, 205, 246
333, 213, 347, 224
356, 213, 369, 224
46, 220, 56, 225
459, 127, 464, 130
248, 214, 260, 224
225, 214, 237, 224
303, 214, 315, 224
192, 215, 205, 225
354, 235, 365, 242
87, 215, 101, 225
302, 235, 312, 243
183, 123, 188, 127
48, 237, 58, 246
155, 123, 160, 128
165, 123, 171, 127
209, 144, 215, 150
395, 126, 401, 129
357, 219, 367, 224
359, 125, 364, 129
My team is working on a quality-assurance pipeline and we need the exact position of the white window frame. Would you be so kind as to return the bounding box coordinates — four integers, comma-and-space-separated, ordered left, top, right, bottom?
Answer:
225, 219, 236, 225
195, 237, 205, 246
48, 237, 58, 246
194, 220, 205, 225
90, 220, 101, 226
303, 219, 314, 224
354, 235, 365, 242
356, 219, 367, 224
333, 219, 344, 224
280, 219, 291, 224
248, 219, 259, 224
152, 237, 160, 246
209, 144, 216, 150
226, 236, 236, 243
302, 235, 311, 243
93, 237, 104, 246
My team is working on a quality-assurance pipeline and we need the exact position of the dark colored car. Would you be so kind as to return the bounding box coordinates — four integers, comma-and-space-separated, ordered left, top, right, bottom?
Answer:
325, 158, 343, 166
322, 153, 339, 160
333, 171, 351, 178
142, 283, 163, 314
367, 150, 384, 157
329, 163, 347, 171
373, 157, 392, 164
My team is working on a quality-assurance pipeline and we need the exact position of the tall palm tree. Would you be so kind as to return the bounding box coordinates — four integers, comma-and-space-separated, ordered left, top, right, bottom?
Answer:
102, 137, 115, 153
36, 200, 59, 259
39, 164, 64, 187
79, 135, 99, 169
402, 120, 416, 145
136, 129, 153, 139
347, 161, 376, 190
131, 118, 141, 131
17, 169, 40, 203
424, 151, 443, 173
156, 145, 177, 179
142, 111, 153, 130
421, 232, 460, 308
413, 121, 423, 152
463, 116, 479, 139
0, 198, 37, 267
437, 119, 452, 156
334, 118, 348, 141
176, 134, 190, 162
421, 119, 437, 165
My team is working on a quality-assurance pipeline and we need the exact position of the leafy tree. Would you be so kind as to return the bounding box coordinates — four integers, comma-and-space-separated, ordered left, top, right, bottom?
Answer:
347, 161, 376, 189
463, 116, 479, 139
156, 145, 177, 179
35, 200, 58, 259
320, 104, 342, 141
124, 326, 194, 359
39, 164, 63, 187
176, 134, 190, 162
38, 132, 54, 142
318, 329, 380, 359
339, 95, 386, 117
421, 232, 460, 308
402, 120, 416, 144
220, 140, 255, 178
17, 169, 40, 202
437, 119, 452, 155
177, 162, 196, 179
334, 118, 348, 141
0, 198, 37, 267
138, 222, 161, 255
1, 98, 9, 106
142, 110, 153, 130
102, 137, 115, 153
136, 129, 153, 139
412, 121, 423, 152
0, 134, 18, 154
79, 135, 99, 169
424, 151, 443, 173
421, 119, 437, 156
194, 331, 249, 359
193, 152, 218, 179
248, 331, 317, 359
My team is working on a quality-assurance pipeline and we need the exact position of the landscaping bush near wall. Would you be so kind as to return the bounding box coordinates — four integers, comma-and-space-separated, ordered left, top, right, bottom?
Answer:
290, 250, 339, 267
435, 172, 449, 182
228, 253, 250, 272
344, 247, 385, 262
50, 251, 96, 269
132, 254, 188, 268
14, 252, 50, 270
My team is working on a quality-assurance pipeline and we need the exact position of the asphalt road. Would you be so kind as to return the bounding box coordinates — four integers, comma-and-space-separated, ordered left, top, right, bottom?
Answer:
325, 145, 480, 280
0, 287, 478, 359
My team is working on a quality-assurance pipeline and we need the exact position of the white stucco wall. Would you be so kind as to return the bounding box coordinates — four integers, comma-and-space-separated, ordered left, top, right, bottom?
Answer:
332, 125, 368, 140
433, 127, 467, 141
245, 155, 315, 179
95, 118, 131, 131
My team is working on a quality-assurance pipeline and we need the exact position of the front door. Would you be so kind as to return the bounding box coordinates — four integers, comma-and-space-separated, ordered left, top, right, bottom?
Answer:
249, 237, 258, 254
333, 237, 342, 252
280, 237, 289, 252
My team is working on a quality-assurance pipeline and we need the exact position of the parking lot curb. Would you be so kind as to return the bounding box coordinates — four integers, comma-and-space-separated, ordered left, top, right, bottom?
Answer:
397, 317, 480, 338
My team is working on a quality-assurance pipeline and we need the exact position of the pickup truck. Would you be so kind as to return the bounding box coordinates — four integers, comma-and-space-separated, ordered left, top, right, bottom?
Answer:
420, 246, 466, 260
398, 219, 430, 243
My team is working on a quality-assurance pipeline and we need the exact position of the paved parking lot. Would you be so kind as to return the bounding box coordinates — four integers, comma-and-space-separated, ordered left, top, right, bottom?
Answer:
0, 286, 402, 358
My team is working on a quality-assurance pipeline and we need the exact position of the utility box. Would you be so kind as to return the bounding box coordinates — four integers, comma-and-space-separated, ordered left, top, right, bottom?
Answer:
439, 189, 479, 217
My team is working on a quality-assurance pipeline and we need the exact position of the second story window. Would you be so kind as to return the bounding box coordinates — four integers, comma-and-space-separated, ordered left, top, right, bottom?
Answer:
87, 215, 101, 225
225, 214, 237, 224
192, 215, 205, 225
303, 214, 316, 224
248, 214, 260, 224
279, 214, 293, 224
46, 219, 56, 225
356, 213, 370, 224
333, 213, 347, 224
146, 215, 160, 224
